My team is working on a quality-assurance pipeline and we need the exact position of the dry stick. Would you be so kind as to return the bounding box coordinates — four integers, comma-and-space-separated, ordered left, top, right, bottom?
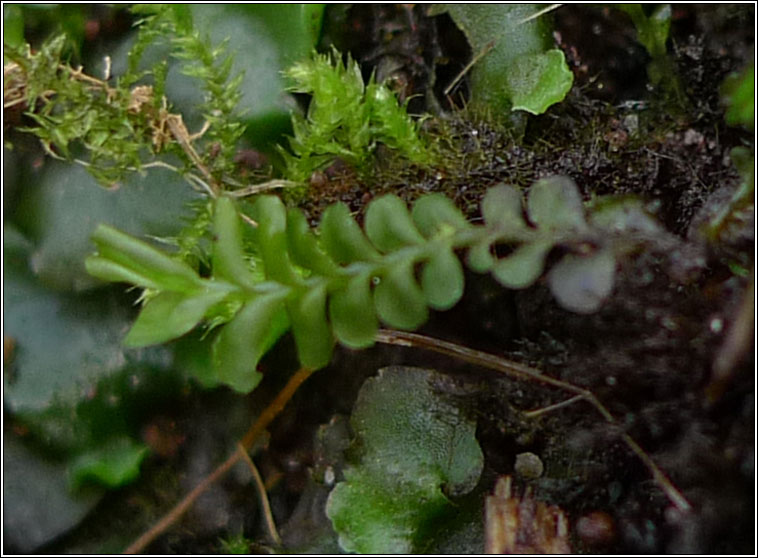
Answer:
706, 268, 754, 404
237, 442, 282, 546
123, 366, 315, 555
374, 329, 692, 513
522, 394, 584, 418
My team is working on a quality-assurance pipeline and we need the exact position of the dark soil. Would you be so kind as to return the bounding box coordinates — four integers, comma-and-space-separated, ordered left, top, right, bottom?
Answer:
46, 4, 754, 554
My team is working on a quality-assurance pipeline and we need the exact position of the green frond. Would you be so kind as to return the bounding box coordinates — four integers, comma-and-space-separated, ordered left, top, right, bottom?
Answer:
87, 177, 658, 392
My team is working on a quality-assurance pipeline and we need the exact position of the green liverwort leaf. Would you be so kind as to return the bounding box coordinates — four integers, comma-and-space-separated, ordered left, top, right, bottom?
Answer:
588, 197, 663, 234
326, 366, 483, 554
617, 3, 671, 59
466, 241, 496, 273
181, 5, 325, 147
329, 273, 379, 349
68, 436, 149, 490
6, 226, 172, 415
4, 436, 103, 553
365, 194, 424, 253
547, 248, 616, 314
434, 4, 571, 117
251, 195, 300, 285
508, 49, 574, 115
20, 163, 199, 292
3, 5, 24, 48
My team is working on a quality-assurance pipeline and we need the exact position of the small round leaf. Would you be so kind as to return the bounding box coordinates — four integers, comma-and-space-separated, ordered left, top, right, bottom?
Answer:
365, 194, 424, 253
412, 194, 470, 238
212, 290, 289, 393
547, 249, 615, 314
492, 240, 552, 289
481, 184, 526, 231
422, 248, 465, 310
330, 273, 379, 349
288, 283, 334, 370
374, 261, 428, 330
320, 202, 381, 264
527, 175, 587, 231
466, 241, 495, 273
286, 208, 339, 276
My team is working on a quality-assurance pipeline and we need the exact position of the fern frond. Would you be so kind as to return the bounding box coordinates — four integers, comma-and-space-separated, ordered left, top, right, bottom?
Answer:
87, 176, 665, 393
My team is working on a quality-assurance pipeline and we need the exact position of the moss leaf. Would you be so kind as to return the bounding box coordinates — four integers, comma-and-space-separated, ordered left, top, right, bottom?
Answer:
326, 366, 483, 554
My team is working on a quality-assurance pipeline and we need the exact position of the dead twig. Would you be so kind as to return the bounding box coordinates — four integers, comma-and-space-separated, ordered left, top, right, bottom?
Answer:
237, 442, 282, 546
706, 268, 754, 404
123, 366, 315, 554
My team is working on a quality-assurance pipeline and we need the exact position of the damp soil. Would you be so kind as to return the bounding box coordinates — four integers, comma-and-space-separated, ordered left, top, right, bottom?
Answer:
49, 4, 754, 555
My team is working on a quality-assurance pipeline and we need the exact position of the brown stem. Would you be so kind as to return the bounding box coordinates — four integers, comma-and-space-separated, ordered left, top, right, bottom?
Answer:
123, 366, 315, 554
237, 442, 282, 546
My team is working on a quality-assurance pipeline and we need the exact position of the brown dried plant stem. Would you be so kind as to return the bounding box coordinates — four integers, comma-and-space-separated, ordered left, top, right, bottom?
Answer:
123, 366, 315, 555
374, 329, 692, 514
237, 442, 282, 546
